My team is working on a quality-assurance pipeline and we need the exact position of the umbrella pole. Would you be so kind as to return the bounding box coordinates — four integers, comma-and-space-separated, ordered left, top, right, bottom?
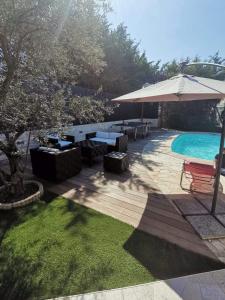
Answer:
141, 103, 144, 122
211, 111, 225, 215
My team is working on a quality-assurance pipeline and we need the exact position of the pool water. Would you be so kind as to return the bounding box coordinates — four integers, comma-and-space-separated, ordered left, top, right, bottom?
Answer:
171, 133, 224, 160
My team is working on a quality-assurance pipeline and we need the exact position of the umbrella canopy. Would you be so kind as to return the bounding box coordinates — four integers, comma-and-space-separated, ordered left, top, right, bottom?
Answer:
112, 74, 225, 103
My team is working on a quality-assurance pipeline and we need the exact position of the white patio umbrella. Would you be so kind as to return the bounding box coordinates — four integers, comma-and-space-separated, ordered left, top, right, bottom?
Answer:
112, 73, 225, 215
112, 74, 225, 103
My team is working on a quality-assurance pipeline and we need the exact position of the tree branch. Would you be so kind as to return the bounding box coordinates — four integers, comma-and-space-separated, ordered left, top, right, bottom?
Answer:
12, 130, 24, 144
16, 5, 40, 22
0, 34, 16, 98
0, 33, 11, 66
0, 168, 9, 186
0, 140, 7, 152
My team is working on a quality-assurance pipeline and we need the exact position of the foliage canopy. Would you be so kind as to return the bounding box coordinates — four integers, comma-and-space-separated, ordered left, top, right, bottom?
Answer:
0, 0, 112, 196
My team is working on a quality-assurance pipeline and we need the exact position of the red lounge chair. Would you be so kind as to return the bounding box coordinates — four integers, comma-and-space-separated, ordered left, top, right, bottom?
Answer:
180, 160, 216, 192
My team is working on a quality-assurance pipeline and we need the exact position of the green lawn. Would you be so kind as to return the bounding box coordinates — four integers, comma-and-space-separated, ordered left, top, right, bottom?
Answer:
0, 193, 224, 300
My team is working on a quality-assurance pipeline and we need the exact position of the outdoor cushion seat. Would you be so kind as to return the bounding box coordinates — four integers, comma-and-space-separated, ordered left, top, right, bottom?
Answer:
39, 146, 60, 153
95, 131, 123, 140
86, 131, 128, 153
96, 131, 110, 139
47, 134, 75, 149
89, 137, 116, 146
90, 131, 123, 146
107, 132, 123, 139
56, 140, 73, 149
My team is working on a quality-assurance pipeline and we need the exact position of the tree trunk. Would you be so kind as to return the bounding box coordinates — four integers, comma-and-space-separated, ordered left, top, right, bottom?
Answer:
2, 147, 25, 197
8, 154, 25, 196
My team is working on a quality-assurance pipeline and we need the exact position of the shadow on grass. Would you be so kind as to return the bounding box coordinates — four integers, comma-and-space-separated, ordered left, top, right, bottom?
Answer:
0, 197, 116, 299
124, 229, 225, 280
0, 254, 42, 300
0, 244, 112, 300
124, 191, 225, 280
41, 190, 58, 203
65, 200, 98, 228
0, 190, 57, 243
77, 259, 114, 292
64, 200, 99, 254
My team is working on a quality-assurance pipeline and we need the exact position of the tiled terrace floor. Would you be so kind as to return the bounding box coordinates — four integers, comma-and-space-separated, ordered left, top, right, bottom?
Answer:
23, 129, 225, 262
52, 268, 225, 300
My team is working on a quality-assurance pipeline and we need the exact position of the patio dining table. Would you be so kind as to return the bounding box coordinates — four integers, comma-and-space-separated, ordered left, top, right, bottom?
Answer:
113, 122, 150, 140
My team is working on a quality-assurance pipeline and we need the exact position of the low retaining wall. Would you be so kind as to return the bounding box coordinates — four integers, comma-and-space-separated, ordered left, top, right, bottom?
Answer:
0, 180, 44, 210
66, 118, 158, 142
0, 118, 159, 161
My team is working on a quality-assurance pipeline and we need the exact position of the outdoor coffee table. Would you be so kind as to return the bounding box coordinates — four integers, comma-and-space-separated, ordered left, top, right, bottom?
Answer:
104, 151, 129, 173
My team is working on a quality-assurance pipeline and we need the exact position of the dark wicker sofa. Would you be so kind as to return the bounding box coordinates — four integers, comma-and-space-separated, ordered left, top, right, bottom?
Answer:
86, 131, 128, 153
30, 147, 81, 182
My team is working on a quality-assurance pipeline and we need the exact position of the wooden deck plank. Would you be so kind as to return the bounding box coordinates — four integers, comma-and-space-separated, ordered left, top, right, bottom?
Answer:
64, 178, 195, 229
50, 181, 209, 246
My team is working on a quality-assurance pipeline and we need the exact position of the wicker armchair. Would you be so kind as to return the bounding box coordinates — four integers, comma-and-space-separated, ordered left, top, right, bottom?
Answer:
75, 140, 108, 165
30, 147, 82, 182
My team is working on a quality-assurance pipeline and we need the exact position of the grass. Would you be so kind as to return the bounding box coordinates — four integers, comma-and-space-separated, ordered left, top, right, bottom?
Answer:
0, 193, 224, 300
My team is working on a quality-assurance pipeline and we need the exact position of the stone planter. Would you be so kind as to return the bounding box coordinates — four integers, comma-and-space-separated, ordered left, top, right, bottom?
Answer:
0, 180, 44, 210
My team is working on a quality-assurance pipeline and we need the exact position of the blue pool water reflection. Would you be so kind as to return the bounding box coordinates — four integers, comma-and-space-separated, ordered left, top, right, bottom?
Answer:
171, 133, 224, 160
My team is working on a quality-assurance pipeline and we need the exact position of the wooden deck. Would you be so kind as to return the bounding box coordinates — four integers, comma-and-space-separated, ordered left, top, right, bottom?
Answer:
4, 129, 225, 263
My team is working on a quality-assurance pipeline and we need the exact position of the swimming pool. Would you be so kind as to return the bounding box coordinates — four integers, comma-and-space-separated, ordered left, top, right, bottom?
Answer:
171, 133, 224, 160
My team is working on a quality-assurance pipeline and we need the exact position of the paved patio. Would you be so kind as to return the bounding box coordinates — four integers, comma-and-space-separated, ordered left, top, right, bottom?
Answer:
51, 268, 225, 300
141, 130, 225, 261
24, 129, 225, 262
142, 130, 225, 237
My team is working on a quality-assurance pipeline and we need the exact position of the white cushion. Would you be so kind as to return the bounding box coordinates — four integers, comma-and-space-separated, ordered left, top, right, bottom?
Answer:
96, 131, 109, 139
90, 137, 116, 146
108, 132, 123, 139
39, 146, 59, 152
39, 146, 51, 151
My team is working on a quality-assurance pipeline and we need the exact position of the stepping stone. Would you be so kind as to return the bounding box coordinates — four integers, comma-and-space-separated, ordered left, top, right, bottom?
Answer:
186, 215, 225, 240
216, 214, 225, 227
174, 198, 208, 216
195, 196, 225, 214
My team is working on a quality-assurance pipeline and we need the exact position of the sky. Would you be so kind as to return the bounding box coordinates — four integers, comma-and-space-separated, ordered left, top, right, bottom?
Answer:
109, 0, 225, 64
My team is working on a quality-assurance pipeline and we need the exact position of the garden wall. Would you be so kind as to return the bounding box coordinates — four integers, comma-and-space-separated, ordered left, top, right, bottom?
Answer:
0, 118, 159, 161
66, 118, 159, 142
